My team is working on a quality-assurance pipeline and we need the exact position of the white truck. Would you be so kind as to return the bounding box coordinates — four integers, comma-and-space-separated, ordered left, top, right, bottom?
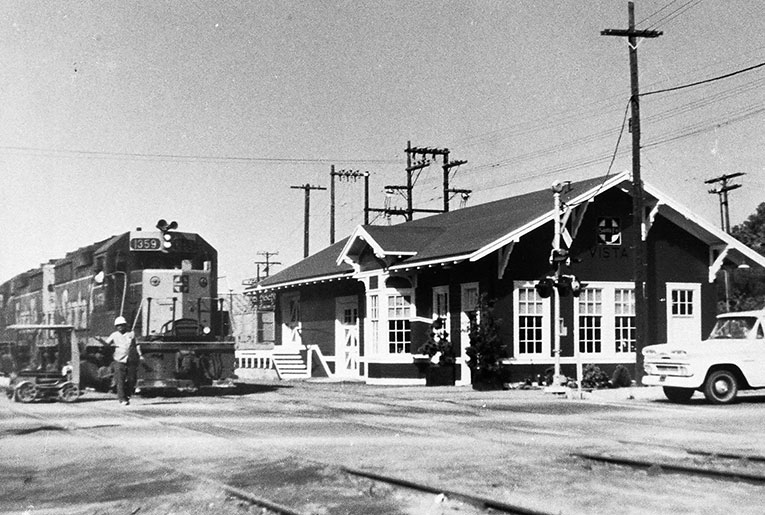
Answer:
642, 310, 765, 404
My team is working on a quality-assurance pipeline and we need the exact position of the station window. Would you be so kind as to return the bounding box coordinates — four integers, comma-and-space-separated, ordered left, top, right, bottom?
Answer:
614, 288, 635, 352
518, 287, 545, 354
578, 288, 603, 353
387, 294, 411, 354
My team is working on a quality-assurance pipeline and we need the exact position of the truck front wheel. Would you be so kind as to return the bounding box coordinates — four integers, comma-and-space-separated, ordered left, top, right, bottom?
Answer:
703, 370, 738, 404
663, 386, 694, 403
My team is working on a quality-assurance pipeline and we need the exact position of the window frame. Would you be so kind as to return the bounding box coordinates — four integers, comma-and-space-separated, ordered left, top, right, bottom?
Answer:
574, 281, 636, 359
365, 275, 416, 360
513, 281, 552, 359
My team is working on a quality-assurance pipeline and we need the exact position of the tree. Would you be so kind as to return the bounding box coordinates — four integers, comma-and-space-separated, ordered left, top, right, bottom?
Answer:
465, 295, 510, 389
726, 202, 765, 311
731, 202, 765, 256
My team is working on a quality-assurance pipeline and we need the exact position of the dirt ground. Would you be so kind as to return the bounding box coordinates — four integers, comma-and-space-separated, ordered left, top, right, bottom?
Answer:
2, 380, 765, 514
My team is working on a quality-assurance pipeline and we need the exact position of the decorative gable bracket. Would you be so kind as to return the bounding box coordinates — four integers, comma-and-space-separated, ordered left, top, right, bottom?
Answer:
643, 200, 661, 241
709, 245, 729, 283
497, 240, 517, 280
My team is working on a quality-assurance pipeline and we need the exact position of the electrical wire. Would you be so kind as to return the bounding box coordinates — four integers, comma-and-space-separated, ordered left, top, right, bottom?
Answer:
641, 62, 765, 97
637, 0, 681, 27
467, 102, 763, 198
643, 0, 703, 31
592, 99, 632, 198
0, 145, 399, 166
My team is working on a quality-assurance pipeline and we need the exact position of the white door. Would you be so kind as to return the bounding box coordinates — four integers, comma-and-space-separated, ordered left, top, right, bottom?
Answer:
459, 283, 479, 386
281, 293, 302, 347
335, 296, 360, 378
666, 283, 701, 343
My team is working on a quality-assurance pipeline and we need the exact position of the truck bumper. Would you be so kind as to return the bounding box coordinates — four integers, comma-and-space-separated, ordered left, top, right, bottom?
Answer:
642, 374, 701, 389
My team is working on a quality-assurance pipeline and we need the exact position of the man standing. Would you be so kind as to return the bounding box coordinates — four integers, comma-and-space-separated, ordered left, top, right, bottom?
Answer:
107, 316, 142, 405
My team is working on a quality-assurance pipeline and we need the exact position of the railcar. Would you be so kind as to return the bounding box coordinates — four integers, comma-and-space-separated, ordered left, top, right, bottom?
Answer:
0, 220, 237, 394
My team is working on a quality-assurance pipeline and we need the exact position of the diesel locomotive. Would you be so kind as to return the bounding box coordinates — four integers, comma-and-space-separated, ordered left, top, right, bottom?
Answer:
0, 220, 237, 394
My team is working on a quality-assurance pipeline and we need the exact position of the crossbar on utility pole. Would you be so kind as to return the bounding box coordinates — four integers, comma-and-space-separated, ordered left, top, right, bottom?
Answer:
291, 183, 326, 258
602, 1, 662, 382
330, 166, 370, 244
705, 172, 745, 233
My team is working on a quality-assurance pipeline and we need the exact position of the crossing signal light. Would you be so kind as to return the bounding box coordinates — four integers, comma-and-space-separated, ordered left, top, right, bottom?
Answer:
556, 274, 584, 297
535, 277, 555, 298
535, 275, 584, 298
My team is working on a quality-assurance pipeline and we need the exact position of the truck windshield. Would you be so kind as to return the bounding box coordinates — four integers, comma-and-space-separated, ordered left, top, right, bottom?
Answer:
709, 317, 757, 339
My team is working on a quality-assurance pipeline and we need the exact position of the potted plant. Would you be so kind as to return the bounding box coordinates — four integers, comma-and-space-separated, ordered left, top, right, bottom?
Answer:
465, 295, 510, 390
414, 318, 456, 386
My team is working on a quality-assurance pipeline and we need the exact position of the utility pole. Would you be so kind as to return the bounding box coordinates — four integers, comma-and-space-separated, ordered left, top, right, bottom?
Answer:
330, 165, 370, 244
602, 2, 662, 382
443, 159, 469, 213
291, 183, 326, 258
705, 173, 745, 233
254, 251, 281, 281
366, 141, 468, 222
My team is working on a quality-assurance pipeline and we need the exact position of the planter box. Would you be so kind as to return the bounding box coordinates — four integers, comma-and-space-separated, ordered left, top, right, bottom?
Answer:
412, 355, 432, 375
426, 365, 456, 386
470, 365, 511, 391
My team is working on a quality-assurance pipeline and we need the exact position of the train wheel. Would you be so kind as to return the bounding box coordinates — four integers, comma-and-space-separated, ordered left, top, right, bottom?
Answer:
15, 382, 37, 403
58, 382, 80, 403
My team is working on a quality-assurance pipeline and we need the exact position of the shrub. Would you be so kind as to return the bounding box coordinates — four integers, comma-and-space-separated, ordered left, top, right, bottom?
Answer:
465, 295, 507, 374
611, 364, 632, 388
581, 364, 610, 389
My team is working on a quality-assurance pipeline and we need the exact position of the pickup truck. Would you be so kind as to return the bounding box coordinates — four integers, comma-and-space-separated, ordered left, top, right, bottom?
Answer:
642, 310, 765, 404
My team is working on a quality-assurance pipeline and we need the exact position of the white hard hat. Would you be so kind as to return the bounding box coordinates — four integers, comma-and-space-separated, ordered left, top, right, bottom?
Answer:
114, 316, 127, 326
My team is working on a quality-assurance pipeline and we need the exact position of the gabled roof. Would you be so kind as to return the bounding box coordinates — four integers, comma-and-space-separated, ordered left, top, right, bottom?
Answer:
257, 171, 765, 290
338, 172, 626, 268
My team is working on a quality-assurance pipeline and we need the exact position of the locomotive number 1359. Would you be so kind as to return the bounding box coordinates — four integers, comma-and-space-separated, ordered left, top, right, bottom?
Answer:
130, 237, 162, 251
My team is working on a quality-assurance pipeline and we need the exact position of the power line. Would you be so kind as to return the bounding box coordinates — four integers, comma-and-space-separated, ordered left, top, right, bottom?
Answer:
0, 145, 399, 165
641, 61, 765, 97
636, 0, 681, 27
643, 0, 703, 31
469, 101, 764, 196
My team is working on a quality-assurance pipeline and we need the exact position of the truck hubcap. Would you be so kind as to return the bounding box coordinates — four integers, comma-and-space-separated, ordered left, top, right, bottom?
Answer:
714, 379, 730, 395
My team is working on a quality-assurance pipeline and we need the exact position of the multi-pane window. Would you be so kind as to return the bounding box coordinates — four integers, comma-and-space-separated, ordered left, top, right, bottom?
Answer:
518, 287, 544, 354
369, 295, 379, 354
388, 294, 411, 353
614, 288, 635, 352
578, 288, 602, 353
434, 289, 449, 318
672, 289, 694, 316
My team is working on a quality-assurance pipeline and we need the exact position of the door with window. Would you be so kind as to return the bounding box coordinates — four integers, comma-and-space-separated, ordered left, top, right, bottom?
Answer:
666, 283, 701, 343
280, 293, 301, 347
335, 296, 360, 378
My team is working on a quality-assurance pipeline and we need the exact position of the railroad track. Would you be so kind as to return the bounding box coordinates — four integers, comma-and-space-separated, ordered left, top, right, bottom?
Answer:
6, 400, 557, 515
573, 450, 765, 485
6, 388, 765, 514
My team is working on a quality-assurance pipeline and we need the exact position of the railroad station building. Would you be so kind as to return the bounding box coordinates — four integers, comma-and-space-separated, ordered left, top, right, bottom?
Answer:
247, 171, 765, 385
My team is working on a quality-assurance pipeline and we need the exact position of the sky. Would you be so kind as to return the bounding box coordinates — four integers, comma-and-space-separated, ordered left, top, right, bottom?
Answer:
1, 1, 763, 292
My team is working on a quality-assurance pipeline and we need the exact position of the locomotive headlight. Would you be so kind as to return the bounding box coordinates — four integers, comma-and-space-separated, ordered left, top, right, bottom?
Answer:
202, 326, 211, 335
163, 233, 172, 249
